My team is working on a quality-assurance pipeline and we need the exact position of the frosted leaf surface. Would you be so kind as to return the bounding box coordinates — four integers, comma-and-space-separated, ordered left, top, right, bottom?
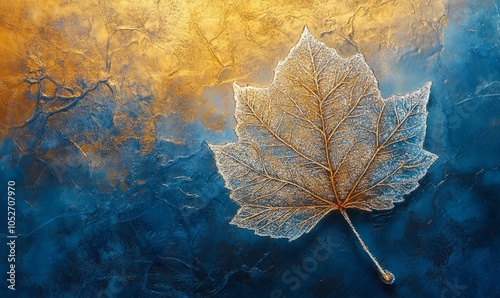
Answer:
209, 27, 437, 241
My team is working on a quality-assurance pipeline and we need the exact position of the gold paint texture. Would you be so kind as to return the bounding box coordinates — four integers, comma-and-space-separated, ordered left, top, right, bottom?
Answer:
0, 0, 447, 144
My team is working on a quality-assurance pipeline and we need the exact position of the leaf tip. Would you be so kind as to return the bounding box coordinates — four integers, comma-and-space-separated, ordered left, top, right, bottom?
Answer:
417, 81, 433, 104
429, 152, 439, 163
300, 25, 313, 40
206, 142, 223, 155
422, 81, 432, 93
232, 81, 242, 91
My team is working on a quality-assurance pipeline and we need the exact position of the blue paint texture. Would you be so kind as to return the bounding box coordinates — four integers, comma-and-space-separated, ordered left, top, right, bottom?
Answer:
0, 1, 499, 297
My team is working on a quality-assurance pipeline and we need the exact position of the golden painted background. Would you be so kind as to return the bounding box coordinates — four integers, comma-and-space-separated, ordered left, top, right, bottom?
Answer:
0, 0, 447, 144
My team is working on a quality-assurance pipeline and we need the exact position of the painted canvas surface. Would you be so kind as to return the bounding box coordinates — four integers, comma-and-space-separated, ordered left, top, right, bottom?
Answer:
0, 0, 498, 297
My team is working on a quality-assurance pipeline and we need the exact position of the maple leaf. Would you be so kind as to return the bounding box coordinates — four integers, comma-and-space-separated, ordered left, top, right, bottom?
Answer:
209, 27, 437, 284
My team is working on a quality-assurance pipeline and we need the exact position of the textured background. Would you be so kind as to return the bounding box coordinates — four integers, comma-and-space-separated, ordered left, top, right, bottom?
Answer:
0, 0, 499, 297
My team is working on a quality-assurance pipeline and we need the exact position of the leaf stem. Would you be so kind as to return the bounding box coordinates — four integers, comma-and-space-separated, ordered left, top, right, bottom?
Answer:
340, 209, 395, 284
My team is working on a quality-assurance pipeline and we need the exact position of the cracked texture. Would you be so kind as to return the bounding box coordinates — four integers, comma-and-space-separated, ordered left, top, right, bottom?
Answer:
0, 0, 446, 141
0, 0, 499, 297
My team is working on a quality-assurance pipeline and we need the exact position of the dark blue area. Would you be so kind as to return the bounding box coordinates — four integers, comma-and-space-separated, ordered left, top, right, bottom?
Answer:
1, 1, 499, 297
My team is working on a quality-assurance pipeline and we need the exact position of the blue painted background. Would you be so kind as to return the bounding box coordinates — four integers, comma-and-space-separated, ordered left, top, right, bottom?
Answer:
1, 1, 499, 297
